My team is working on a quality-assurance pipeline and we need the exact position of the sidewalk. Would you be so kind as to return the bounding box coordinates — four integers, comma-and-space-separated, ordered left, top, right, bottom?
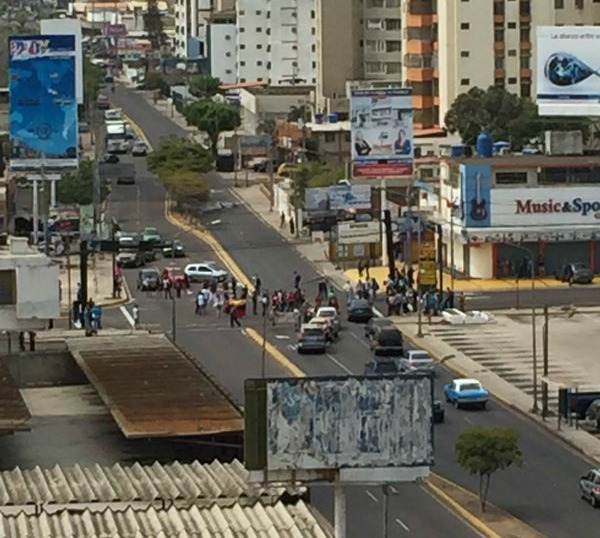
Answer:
57, 253, 126, 311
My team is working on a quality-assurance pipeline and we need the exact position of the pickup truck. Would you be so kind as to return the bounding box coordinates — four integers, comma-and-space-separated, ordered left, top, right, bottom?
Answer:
561, 391, 600, 419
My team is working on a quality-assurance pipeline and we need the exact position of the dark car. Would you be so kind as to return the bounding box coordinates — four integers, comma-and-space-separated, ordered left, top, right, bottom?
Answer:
101, 153, 120, 164
433, 400, 445, 423
137, 267, 161, 291
364, 317, 395, 339
297, 327, 328, 354
370, 328, 404, 357
162, 240, 186, 258
348, 299, 373, 323
364, 357, 400, 375
558, 262, 593, 285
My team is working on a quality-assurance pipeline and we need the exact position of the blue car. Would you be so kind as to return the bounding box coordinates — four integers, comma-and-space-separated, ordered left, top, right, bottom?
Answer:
444, 378, 489, 410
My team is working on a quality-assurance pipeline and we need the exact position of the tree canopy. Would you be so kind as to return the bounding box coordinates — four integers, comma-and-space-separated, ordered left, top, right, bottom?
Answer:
146, 136, 213, 177
57, 159, 110, 205
189, 75, 222, 99
83, 56, 103, 107
444, 86, 590, 149
455, 427, 523, 512
183, 99, 241, 157
160, 169, 210, 206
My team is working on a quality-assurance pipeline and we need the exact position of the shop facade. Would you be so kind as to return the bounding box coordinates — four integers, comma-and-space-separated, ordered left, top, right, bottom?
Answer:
438, 155, 600, 278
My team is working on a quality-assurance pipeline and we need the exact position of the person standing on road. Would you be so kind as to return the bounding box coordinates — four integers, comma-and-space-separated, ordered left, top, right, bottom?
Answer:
213, 293, 224, 317
230, 304, 242, 327
293, 271, 301, 289
231, 276, 237, 299
251, 290, 258, 315
132, 304, 140, 329
261, 292, 269, 316
195, 292, 204, 314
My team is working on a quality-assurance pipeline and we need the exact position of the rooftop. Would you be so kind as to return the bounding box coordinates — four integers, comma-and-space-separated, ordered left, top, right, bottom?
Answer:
460, 154, 600, 168
67, 334, 243, 438
243, 85, 314, 96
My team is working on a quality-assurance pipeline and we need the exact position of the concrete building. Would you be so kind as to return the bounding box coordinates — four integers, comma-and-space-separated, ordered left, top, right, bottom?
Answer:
0, 237, 59, 331
207, 10, 236, 84
236, 0, 317, 85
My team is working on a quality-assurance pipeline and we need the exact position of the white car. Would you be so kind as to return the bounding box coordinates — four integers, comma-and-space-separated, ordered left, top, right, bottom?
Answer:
316, 306, 341, 330
442, 308, 495, 325
132, 141, 148, 156
104, 108, 122, 120
184, 262, 228, 282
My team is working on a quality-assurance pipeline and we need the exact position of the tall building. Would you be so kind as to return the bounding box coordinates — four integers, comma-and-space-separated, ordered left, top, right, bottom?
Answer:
207, 10, 237, 84
235, 0, 317, 85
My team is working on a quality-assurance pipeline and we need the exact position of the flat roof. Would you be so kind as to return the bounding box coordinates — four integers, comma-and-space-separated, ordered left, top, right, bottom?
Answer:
67, 334, 243, 438
461, 154, 600, 168
243, 85, 314, 96
0, 358, 30, 433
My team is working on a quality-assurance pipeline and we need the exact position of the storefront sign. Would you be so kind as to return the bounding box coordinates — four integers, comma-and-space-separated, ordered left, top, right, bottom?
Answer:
337, 221, 380, 245
491, 187, 600, 226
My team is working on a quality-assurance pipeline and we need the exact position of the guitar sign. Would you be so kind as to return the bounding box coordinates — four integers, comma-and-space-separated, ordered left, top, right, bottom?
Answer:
470, 172, 488, 221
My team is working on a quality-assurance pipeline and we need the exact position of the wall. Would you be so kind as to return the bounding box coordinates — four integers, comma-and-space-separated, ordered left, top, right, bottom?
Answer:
470, 242, 493, 279
236, 0, 269, 83
7, 351, 86, 387
209, 23, 236, 84
240, 91, 310, 134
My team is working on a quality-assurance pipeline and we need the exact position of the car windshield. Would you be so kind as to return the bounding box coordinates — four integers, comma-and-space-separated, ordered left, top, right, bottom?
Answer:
573, 263, 588, 270
460, 383, 482, 391
302, 328, 324, 337
351, 300, 370, 309
378, 331, 403, 345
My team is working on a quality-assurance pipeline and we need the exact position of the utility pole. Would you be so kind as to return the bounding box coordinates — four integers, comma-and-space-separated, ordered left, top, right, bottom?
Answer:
79, 239, 89, 327
542, 304, 549, 418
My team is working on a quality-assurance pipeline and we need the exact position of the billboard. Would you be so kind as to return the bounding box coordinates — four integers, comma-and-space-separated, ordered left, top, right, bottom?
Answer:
305, 184, 372, 211
40, 19, 83, 105
245, 376, 433, 473
9, 35, 78, 170
350, 88, 413, 178
536, 26, 600, 116
337, 221, 380, 244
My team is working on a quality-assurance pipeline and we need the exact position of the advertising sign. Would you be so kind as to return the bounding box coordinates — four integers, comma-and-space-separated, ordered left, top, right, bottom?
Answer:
536, 26, 600, 116
253, 376, 433, 472
460, 163, 492, 228
337, 221, 380, 244
305, 184, 372, 211
9, 35, 78, 170
491, 186, 600, 227
350, 88, 413, 178
104, 24, 128, 37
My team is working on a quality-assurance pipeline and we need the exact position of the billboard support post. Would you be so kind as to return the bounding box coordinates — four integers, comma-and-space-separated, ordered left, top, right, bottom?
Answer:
380, 179, 388, 267
50, 179, 56, 209
334, 474, 346, 538
32, 179, 39, 245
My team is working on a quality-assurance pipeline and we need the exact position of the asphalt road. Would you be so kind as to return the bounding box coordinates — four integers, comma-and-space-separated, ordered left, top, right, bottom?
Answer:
108, 87, 482, 538
111, 86, 600, 538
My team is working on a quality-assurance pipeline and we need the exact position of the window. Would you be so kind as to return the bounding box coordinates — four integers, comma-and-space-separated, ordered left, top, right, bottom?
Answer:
311, 44, 316, 52
311, 10, 315, 17
494, 55, 504, 69
240, 61, 245, 66
256, 10, 262, 15
257, 60, 263, 66
367, 18, 383, 30
496, 172, 527, 185
366, 62, 385, 74
0, 270, 15, 305
256, 27, 262, 32
344, 132, 351, 142
520, 55, 530, 68
460, 78, 470, 85
239, 44, 245, 49
312, 61, 316, 68
386, 40, 402, 52
239, 27, 245, 33
495, 29, 504, 41
554, 0, 564, 7
225, 34, 231, 40
460, 50, 470, 57
225, 69, 232, 74
508, 49, 517, 56
239, 10, 245, 15
493, 1, 505, 15
324, 132, 336, 143
460, 22, 470, 30
257, 44, 262, 49
367, 0, 384, 6
495, 78, 505, 87
508, 77, 517, 84
366, 40, 385, 52
520, 27, 530, 41
240, 78, 246, 83
226, 52, 231, 57
386, 62, 402, 74
385, 19, 401, 31
520, 82, 531, 97
508, 22, 516, 29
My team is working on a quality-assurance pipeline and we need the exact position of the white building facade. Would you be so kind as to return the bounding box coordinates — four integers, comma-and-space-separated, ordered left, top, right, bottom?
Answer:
236, 0, 317, 85
209, 23, 237, 84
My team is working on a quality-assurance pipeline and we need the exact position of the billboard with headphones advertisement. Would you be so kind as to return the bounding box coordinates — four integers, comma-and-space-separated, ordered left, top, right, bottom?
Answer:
350, 87, 414, 178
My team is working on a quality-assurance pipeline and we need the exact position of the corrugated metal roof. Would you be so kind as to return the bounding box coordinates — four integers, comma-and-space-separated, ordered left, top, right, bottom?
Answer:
0, 501, 333, 537
67, 334, 243, 438
0, 459, 306, 508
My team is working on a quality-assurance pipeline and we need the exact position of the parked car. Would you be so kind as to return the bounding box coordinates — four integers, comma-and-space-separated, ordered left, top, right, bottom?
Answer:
558, 262, 593, 285
137, 267, 161, 291
370, 328, 404, 357
442, 308, 495, 325
96, 95, 110, 110
297, 325, 328, 354
184, 262, 228, 282
142, 227, 161, 244
364, 317, 394, 340
364, 357, 400, 375
348, 299, 373, 323
580, 469, 600, 507
433, 400, 445, 423
399, 350, 435, 374
162, 240, 186, 258
104, 108, 122, 121
132, 141, 148, 156
444, 378, 489, 410
306, 316, 338, 341
101, 153, 120, 164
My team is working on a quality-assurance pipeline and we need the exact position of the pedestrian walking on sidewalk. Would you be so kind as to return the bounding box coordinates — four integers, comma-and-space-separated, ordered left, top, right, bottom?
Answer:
365, 259, 371, 280
280, 212, 286, 228
132, 304, 140, 329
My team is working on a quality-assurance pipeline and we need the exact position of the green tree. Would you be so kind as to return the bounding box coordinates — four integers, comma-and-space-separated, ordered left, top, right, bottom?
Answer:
83, 56, 103, 109
455, 427, 523, 513
143, 0, 164, 49
189, 74, 222, 98
306, 162, 345, 187
183, 99, 241, 157
142, 71, 163, 91
288, 104, 308, 123
160, 169, 210, 207
146, 137, 213, 177
445, 86, 590, 149
57, 160, 110, 205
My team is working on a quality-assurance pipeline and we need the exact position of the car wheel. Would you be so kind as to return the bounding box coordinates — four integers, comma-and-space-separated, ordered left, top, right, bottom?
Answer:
592, 496, 599, 508
453, 400, 460, 409
480, 402, 487, 410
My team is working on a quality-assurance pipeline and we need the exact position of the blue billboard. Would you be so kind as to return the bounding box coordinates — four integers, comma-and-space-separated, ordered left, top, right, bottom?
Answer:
9, 35, 78, 170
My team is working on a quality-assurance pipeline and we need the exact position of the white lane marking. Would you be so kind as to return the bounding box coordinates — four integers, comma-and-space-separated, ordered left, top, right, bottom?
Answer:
349, 330, 371, 348
373, 306, 384, 318
395, 518, 410, 532
464, 417, 473, 424
119, 305, 135, 327
326, 354, 354, 374
365, 490, 378, 503
274, 335, 290, 340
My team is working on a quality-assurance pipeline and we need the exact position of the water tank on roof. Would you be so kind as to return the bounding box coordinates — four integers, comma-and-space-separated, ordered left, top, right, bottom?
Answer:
493, 141, 510, 155
476, 131, 493, 158
314, 113, 323, 124
450, 144, 465, 158
328, 113, 339, 123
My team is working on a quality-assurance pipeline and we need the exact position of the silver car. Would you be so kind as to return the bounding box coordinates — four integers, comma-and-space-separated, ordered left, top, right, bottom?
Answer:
580, 469, 600, 507
399, 349, 435, 373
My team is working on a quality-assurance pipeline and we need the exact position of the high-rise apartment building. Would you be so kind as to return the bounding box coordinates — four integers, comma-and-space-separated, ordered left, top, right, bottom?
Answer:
235, 0, 317, 85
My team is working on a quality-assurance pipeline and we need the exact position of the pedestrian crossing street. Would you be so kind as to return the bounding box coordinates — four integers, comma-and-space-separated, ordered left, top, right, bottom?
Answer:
428, 319, 596, 412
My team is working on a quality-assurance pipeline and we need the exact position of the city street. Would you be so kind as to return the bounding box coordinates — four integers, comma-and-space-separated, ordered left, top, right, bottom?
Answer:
110, 85, 600, 538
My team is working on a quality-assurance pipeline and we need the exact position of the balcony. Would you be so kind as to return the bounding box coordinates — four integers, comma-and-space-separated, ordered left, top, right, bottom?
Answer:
520, 41, 532, 50
409, 0, 434, 15
494, 68, 505, 78
494, 41, 505, 51
406, 67, 434, 82
520, 68, 532, 78
406, 40, 433, 54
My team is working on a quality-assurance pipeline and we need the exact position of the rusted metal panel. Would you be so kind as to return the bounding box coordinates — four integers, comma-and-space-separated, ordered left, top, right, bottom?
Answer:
67, 334, 243, 438
0, 357, 30, 432
264, 376, 434, 471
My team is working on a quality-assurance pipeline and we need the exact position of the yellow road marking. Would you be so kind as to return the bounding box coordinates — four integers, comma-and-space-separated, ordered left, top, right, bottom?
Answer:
244, 327, 306, 378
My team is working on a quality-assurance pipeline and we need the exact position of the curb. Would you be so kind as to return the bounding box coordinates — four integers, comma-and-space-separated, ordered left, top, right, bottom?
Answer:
243, 326, 305, 378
